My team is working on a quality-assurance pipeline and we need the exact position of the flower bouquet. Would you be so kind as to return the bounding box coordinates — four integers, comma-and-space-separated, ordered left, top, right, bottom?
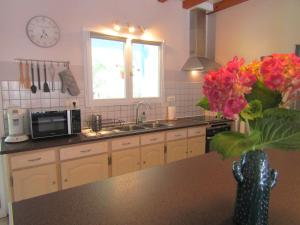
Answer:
197, 53, 300, 225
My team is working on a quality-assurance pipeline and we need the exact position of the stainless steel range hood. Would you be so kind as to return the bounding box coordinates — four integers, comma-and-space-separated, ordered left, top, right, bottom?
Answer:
182, 9, 220, 72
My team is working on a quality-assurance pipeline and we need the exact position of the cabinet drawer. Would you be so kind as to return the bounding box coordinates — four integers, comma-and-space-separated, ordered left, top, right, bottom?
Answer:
166, 129, 187, 141
141, 132, 165, 145
112, 136, 140, 151
188, 126, 206, 137
11, 150, 56, 170
61, 154, 108, 190
60, 142, 108, 161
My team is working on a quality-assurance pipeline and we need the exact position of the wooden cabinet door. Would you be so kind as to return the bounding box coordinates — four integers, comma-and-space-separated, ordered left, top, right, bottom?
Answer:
61, 154, 108, 190
166, 139, 187, 163
112, 148, 140, 176
12, 164, 58, 202
187, 137, 205, 158
141, 144, 165, 169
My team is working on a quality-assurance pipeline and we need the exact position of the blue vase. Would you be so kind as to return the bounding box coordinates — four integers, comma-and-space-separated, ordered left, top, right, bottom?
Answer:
232, 150, 278, 225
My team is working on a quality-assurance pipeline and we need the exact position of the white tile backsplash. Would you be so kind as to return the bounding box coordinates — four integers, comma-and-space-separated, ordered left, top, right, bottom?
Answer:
1, 78, 204, 133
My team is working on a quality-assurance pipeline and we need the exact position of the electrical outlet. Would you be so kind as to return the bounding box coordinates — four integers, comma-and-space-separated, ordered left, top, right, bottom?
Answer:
167, 96, 176, 102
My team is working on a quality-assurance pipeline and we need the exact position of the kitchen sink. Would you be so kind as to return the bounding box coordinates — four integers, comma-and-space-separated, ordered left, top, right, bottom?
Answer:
142, 122, 168, 129
113, 125, 146, 132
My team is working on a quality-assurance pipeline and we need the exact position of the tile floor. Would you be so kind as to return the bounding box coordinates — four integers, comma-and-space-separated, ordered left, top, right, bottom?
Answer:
0, 217, 8, 225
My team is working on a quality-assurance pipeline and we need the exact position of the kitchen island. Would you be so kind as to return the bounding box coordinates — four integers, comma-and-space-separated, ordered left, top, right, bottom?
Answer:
11, 150, 300, 225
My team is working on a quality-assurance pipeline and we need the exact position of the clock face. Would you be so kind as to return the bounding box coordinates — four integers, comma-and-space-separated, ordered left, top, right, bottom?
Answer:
26, 16, 60, 48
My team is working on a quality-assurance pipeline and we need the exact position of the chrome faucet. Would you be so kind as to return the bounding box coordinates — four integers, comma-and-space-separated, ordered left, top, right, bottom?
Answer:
135, 101, 151, 124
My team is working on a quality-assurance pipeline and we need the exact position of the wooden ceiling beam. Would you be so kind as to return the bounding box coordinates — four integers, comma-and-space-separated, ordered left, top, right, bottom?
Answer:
208, 0, 249, 14
182, 0, 207, 9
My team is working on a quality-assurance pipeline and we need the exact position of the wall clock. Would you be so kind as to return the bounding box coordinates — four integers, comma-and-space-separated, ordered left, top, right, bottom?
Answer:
26, 15, 60, 48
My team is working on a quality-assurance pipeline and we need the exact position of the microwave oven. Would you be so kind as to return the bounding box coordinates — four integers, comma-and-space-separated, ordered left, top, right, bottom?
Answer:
30, 109, 81, 139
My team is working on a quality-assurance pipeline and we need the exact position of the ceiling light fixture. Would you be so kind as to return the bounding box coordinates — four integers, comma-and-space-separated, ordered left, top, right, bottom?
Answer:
128, 26, 135, 33
113, 24, 121, 31
112, 23, 144, 35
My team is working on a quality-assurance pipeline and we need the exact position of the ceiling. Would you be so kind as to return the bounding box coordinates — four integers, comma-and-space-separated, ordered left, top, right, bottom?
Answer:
159, 0, 249, 13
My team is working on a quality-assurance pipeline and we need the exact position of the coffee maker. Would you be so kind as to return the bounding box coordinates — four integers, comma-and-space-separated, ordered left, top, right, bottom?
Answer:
5, 107, 29, 143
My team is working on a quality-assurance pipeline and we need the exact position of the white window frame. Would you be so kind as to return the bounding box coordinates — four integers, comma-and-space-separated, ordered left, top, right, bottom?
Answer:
83, 31, 165, 106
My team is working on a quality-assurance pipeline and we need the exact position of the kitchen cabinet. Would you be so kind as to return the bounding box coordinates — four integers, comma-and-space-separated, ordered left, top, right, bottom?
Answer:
166, 139, 188, 163
141, 143, 165, 169
12, 164, 58, 201
61, 154, 108, 190
112, 148, 140, 176
187, 136, 205, 157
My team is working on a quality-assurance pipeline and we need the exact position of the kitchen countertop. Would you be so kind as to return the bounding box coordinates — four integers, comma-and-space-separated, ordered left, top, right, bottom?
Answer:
12, 150, 300, 225
0, 116, 231, 155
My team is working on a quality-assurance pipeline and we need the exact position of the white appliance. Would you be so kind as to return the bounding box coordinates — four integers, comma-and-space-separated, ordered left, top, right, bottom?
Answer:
5, 107, 28, 143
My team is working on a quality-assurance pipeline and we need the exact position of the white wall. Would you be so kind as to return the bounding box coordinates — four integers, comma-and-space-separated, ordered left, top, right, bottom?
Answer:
0, 0, 192, 218
0, 0, 189, 81
214, 0, 300, 64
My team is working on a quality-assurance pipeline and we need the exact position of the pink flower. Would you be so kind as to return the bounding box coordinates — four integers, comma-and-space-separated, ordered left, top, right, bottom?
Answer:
202, 56, 254, 119
264, 73, 285, 90
240, 71, 257, 87
223, 96, 248, 118
260, 56, 284, 76
226, 56, 245, 74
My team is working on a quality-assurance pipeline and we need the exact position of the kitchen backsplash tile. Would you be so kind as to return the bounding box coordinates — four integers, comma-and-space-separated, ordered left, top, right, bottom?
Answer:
0, 78, 204, 136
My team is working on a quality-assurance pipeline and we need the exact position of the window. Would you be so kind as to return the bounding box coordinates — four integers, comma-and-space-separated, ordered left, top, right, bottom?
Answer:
91, 38, 126, 100
132, 42, 160, 98
84, 32, 163, 106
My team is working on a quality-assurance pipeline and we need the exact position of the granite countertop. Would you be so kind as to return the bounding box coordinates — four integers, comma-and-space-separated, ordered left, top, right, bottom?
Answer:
0, 116, 231, 155
12, 150, 300, 225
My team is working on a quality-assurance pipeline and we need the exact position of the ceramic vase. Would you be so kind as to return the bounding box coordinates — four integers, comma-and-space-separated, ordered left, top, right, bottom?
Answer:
232, 150, 278, 225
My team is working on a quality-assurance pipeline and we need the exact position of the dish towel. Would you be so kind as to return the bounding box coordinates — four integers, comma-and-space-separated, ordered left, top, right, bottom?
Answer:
59, 69, 80, 96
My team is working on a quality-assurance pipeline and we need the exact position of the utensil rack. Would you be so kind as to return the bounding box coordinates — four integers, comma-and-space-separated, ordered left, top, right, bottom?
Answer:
15, 58, 70, 67
87, 118, 125, 130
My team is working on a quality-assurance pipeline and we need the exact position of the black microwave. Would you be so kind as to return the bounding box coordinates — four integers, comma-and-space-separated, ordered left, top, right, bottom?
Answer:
30, 109, 81, 139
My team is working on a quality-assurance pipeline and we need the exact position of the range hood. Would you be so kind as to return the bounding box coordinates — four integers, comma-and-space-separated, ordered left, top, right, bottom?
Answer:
182, 9, 220, 72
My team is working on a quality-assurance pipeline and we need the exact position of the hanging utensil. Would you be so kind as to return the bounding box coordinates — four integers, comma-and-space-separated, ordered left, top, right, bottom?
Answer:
43, 62, 50, 92
19, 61, 25, 88
30, 62, 37, 94
37, 62, 41, 90
48, 62, 55, 91
24, 61, 31, 89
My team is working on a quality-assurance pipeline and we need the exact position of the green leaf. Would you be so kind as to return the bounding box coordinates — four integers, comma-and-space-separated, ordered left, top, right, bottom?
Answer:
245, 81, 282, 110
196, 97, 210, 110
252, 110, 300, 150
263, 108, 300, 121
240, 100, 263, 121
211, 131, 260, 159
212, 109, 300, 158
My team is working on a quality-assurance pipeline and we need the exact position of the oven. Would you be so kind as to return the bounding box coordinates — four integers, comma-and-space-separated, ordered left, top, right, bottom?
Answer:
206, 122, 231, 153
30, 109, 81, 139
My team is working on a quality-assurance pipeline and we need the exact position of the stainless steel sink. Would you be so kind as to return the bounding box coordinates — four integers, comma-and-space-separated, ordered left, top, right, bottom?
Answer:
142, 122, 168, 129
114, 125, 146, 132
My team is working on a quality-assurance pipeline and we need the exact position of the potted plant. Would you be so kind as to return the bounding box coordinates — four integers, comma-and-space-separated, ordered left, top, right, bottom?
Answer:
198, 54, 300, 225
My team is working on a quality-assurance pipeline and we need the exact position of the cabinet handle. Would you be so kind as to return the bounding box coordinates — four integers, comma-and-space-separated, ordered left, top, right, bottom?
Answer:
52, 181, 56, 185
143, 161, 146, 164
122, 142, 131, 146
80, 149, 92, 153
64, 178, 68, 182
150, 138, 158, 141
28, 157, 42, 162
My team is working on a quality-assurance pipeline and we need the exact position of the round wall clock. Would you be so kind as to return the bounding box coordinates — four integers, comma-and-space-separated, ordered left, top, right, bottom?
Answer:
26, 15, 60, 48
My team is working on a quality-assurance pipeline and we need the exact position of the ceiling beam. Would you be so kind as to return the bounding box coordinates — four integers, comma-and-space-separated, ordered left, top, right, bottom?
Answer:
158, 0, 167, 2
208, 0, 249, 14
182, 0, 207, 9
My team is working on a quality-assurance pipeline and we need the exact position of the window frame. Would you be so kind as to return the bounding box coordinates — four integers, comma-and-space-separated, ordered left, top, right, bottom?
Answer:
83, 31, 164, 106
